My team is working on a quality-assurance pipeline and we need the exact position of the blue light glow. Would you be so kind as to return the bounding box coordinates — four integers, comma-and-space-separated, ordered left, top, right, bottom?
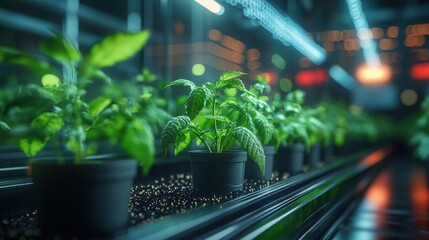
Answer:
346, 0, 380, 66
224, 0, 327, 65
329, 65, 356, 90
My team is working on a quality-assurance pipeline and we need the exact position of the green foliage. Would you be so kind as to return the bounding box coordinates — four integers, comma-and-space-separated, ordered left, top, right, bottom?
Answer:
186, 86, 210, 119
0, 46, 54, 75
39, 32, 81, 63
272, 90, 310, 148
234, 126, 265, 173
161, 71, 266, 174
85, 31, 150, 68
161, 116, 191, 155
88, 97, 112, 117
0, 30, 167, 175
409, 96, 429, 161
19, 138, 45, 157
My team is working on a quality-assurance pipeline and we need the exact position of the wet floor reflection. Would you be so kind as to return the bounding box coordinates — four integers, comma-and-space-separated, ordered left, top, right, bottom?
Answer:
333, 155, 429, 239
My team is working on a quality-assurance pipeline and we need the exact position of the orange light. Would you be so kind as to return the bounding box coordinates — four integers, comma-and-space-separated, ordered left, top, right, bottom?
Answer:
208, 29, 222, 41
386, 26, 399, 38
221, 35, 246, 53
411, 63, 429, 80
411, 170, 429, 229
360, 146, 392, 167
246, 48, 260, 60
356, 63, 392, 85
366, 170, 391, 209
247, 60, 261, 70
260, 71, 277, 85
379, 38, 397, 51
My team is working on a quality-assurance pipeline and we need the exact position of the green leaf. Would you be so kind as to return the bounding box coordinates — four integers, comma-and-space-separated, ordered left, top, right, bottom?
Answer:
219, 71, 246, 81
234, 126, 265, 174
0, 121, 12, 133
32, 112, 64, 135
85, 30, 150, 68
39, 32, 81, 63
174, 131, 192, 156
161, 116, 191, 155
19, 138, 46, 157
0, 46, 54, 75
41, 74, 61, 87
221, 101, 255, 131
204, 115, 231, 123
215, 78, 247, 92
253, 113, 275, 145
186, 86, 209, 120
88, 97, 112, 116
165, 79, 196, 91
121, 119, 154, 175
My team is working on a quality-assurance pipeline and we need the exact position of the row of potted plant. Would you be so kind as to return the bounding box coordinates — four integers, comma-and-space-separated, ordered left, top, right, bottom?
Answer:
0, 30, 388, 237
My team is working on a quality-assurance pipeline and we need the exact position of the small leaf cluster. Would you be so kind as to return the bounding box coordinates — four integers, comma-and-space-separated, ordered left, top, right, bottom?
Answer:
160, 71, 266, 174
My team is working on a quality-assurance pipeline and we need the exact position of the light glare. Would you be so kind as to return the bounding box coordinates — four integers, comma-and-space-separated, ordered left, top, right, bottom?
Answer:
194, 0, 224, 15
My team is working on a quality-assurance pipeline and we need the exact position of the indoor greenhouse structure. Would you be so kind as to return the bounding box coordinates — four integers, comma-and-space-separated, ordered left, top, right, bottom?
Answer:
1, 0, 429, 239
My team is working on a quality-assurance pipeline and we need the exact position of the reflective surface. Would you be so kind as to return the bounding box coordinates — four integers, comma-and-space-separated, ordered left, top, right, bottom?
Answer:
333, 154, 429, 239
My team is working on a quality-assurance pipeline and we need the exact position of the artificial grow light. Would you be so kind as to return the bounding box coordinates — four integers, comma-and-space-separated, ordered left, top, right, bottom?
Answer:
194, 0, 224, 15
346, 0, 380, 66
223, 0, 327, 65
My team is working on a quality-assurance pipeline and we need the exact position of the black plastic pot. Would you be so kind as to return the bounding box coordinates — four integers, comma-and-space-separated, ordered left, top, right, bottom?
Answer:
246, 146, 275, 180
189, 150, 246, 193
322, 142, 334, 162
275, 143, 305, 174
304, 142, 321, 167
31, 159, 138, 238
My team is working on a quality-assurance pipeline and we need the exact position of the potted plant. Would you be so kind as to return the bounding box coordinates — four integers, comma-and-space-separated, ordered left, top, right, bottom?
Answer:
238, 75, 276, 180
318, 100, 348, 161
300, 107, 328, 167
272, 90, 309, 174
0, 31, 164, 237
160, 71, 265, 193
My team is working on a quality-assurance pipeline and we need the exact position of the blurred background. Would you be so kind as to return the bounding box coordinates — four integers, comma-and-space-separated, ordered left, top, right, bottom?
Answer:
1, 0, 429, 115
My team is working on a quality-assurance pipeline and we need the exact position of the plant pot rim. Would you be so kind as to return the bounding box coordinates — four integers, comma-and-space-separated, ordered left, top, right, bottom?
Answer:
188, 150, 247, 163
188, 150, 246, 155
30, 158, 137, 166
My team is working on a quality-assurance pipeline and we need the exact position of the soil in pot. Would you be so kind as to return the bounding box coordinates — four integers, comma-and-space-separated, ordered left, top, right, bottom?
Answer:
304, 143, 321, 167
246, 146, 275, 180
275, 143, 305, 174
31, 159, 138, 238
188, 150, 247, 194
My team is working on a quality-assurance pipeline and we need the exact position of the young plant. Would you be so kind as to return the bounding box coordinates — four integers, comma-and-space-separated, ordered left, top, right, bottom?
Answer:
221, 75, 276, 147
271, 90, 310, 148
0, 31, 164, 174
160, 71, 266, 173
299, 107, 329, 151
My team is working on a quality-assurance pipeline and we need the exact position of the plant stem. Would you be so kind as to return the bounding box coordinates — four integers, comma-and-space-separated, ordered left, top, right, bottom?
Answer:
219, 131, 233, 152
191, 128, 212, 153
212, 96, 220, 153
